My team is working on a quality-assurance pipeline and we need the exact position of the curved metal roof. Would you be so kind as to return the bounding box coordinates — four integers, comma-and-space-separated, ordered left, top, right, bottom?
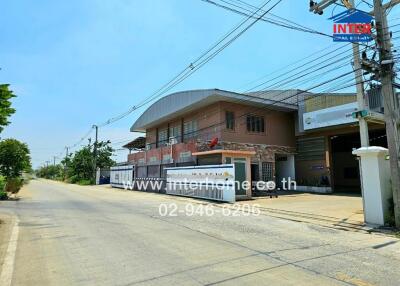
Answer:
130, 89, 298, 132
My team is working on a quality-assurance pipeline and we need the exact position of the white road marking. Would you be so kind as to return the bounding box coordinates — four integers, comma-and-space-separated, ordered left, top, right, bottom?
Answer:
0, 218, 20, 286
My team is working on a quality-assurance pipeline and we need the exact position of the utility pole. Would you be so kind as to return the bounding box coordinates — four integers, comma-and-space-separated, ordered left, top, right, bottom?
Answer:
310, 0, 400, 227
64, 146, 69, 180
65, 147, 69, 162
93, 125, 98, 183
53, 156, 56, 166
372, 0, 400, 227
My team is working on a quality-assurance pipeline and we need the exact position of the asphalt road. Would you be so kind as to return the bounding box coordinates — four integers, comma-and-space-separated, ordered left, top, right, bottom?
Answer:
1, 180, 400, 286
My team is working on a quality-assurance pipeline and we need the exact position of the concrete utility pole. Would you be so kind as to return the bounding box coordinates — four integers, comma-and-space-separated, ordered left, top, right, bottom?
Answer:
93, 125, 98, 183
64, 146, 69, 179
310, 0, 400, 227
53, 156, 56, 166
65, 147, 69, 162
372, 0, 400, 227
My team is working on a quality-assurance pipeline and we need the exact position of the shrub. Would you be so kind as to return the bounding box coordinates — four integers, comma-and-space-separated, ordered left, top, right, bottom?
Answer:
0, 176, 5, 191
77, 179, 92, 186
0, 191, 7, 200
4, 177, 24, 194
66, 175, 79, 184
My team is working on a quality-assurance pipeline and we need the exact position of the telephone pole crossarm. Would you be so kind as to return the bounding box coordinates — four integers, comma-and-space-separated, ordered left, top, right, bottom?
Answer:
309, 0, 338, 14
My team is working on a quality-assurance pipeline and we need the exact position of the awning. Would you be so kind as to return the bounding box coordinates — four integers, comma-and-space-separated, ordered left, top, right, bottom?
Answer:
122, 137, 146, 150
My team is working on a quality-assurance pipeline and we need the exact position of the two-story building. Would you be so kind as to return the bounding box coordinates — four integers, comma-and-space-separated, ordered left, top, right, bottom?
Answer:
127, 89, 297, 192
124, 87, 387, 194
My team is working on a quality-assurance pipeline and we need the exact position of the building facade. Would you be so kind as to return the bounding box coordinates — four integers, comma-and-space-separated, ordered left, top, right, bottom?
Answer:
128, 89, 297, 187
126, 88, 386, 193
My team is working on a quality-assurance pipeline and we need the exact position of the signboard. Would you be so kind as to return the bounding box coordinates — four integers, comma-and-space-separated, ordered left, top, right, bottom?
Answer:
165, 164, 235, 202
303, 102, 358, 130
330, 9, 373, 42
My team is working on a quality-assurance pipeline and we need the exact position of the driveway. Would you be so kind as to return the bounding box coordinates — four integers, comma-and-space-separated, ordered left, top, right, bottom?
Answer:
0, 179, 399, 286
242, 192, 365, 231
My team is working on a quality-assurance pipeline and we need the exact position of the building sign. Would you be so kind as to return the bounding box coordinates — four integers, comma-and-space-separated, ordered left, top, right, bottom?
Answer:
330, 9, 373, 42
149, 156, 158, 163
162, 154, 172, 162
165, 164, 235, 202
303, 102, 358, 130
180, 151, 192, 158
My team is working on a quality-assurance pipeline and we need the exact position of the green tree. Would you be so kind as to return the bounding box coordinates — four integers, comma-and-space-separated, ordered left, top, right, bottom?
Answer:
0, 139, 31, 178
0, 84, 16, 133
67, 141, 115, 184
36, 164, 63, 179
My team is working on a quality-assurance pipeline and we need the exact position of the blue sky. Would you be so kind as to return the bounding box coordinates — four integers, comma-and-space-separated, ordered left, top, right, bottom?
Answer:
1, 0, 397, 167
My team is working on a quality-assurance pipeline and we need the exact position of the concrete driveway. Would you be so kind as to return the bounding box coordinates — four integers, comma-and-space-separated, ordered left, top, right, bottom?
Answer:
242, 192, 365, 231
0, 179, 399, 286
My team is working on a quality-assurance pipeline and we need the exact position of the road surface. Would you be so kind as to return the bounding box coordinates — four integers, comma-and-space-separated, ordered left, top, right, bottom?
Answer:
0, 179, 400, 286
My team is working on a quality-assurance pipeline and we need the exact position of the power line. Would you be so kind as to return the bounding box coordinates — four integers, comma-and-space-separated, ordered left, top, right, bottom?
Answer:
97, 0, 283, 128
143, 69, 364, 147
42, 0, 284, 166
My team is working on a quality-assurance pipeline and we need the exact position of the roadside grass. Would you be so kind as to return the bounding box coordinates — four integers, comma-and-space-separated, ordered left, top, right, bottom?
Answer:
76, 179, 93, 186
0, 174, 31, 200
0, 176, 5, 191
0, 176, 7, 200
0, 191, 7, 200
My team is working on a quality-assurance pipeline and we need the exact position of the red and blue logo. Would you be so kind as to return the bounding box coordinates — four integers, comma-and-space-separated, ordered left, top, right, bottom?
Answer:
330, 9, 373, 42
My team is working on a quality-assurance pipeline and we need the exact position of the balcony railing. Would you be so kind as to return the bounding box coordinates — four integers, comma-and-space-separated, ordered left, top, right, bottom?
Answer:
304, 94, 357, 113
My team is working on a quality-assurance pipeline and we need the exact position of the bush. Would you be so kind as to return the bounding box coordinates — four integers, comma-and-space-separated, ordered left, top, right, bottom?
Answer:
4, 177, 24, 194
0, 191, 7, 200
0, 176, 5, 191
77, 179, 92, 186
66, 175, 79, 184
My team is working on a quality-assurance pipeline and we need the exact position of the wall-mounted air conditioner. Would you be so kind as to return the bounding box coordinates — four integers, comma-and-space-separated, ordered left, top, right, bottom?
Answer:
169, 137, 178, 145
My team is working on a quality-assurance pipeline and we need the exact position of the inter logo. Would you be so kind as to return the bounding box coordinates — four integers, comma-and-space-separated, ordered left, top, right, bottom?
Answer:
330, 9, 373, 42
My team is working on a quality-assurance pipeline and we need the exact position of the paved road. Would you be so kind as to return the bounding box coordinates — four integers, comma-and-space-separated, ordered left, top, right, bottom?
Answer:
1, 180, 400, 286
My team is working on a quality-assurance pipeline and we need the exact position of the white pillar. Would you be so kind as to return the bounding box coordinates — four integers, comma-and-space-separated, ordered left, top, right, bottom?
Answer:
352, 147, 391, 226
96, 167, 101, 185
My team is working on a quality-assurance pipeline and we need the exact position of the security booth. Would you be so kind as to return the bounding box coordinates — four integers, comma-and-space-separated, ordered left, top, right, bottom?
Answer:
193, 150, 255, 199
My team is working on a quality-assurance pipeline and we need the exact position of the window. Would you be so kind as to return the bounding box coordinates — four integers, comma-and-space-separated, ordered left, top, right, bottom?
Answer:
246, 115, 265, 133
261, 162, 273, 182
183, 120, 198, 139
225, 111, 235, 130
169, 125, 181, 142
157, 129, 168, 146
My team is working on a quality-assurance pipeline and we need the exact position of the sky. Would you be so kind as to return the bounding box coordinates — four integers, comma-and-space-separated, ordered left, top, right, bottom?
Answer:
0, 0, 398, 168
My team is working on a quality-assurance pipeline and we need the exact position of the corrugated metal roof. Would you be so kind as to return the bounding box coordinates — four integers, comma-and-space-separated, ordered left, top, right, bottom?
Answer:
130, 89, 299, 132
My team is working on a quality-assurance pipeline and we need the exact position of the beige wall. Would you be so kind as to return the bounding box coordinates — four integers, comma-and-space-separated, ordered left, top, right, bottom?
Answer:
144, 101, 296, 148
146, 103, 223, 146
219, 101, 296, 147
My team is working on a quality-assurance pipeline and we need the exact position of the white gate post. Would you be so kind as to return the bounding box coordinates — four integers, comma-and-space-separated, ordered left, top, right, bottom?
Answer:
352, 147, 391, 226
96, 167, 101, 185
